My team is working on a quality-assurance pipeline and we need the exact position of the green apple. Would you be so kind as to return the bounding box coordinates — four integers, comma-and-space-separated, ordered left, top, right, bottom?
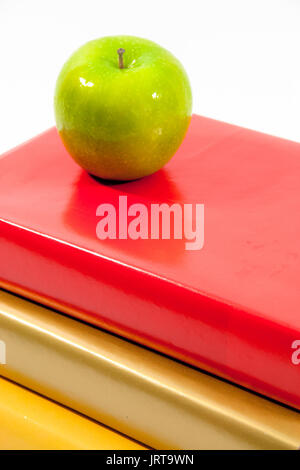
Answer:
54, 36, 192, 181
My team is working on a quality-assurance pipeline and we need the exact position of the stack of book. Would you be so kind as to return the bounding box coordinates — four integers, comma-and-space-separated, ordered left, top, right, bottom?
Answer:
1, 115, 300, 449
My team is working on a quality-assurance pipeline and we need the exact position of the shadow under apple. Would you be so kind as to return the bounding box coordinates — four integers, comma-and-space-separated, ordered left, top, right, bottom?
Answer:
63, 168, 186, 267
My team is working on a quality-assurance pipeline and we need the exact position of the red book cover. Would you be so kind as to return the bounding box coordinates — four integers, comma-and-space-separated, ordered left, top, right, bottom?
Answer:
1, 114, 300, 408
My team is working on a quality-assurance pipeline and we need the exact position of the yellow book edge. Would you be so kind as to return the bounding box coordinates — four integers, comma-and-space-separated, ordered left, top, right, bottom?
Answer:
0, 375, 145, 450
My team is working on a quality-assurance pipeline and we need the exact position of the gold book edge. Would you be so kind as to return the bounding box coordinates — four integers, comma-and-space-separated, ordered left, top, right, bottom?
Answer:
0, 288, 300, 450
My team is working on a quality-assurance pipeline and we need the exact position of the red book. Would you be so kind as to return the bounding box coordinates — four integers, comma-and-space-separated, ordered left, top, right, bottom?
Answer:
1, 115, 300, 408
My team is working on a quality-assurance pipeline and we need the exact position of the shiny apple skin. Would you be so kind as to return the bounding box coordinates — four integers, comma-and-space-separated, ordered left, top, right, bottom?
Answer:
54, 36, 192, 181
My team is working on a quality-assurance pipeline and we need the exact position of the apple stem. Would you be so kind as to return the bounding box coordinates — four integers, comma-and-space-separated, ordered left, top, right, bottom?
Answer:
117, 48, 125, 69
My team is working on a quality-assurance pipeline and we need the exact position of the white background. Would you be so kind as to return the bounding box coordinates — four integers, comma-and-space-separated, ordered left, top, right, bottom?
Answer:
0, 0, 299, 155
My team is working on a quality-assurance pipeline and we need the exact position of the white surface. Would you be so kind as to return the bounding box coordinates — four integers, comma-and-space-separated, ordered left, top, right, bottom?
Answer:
0, 0, 299, 155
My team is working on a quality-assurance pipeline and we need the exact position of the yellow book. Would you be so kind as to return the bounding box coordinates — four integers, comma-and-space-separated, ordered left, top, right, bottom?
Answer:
0, 376, 145, 450
1, 289, 300, 450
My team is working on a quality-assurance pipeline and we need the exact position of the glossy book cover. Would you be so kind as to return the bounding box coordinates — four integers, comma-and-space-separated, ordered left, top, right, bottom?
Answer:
1, 114, 300, 409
